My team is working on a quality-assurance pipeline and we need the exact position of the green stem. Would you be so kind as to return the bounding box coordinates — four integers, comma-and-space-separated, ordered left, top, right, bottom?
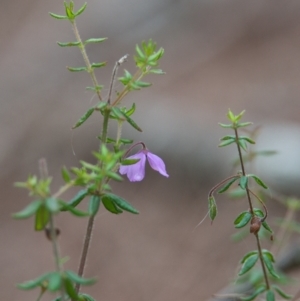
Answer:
234, 127, 270, 290
71, 20, 102, 101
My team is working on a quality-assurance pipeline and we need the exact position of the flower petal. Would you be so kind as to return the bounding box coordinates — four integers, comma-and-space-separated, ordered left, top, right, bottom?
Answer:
119, 152, 146, 182
146, 152, 169, 177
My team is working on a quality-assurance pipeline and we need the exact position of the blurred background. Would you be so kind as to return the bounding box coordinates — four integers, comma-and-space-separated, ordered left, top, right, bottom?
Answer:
1, 0, 300, 300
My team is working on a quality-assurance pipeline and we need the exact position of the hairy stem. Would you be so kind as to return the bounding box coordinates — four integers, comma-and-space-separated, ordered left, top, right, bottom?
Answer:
234, 127, 270, 290
71, 20, 102, 101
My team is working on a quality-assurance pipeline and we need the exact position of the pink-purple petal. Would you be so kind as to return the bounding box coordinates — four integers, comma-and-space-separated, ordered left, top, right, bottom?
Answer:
146, 152, 169, 177
119, 152, 146, 182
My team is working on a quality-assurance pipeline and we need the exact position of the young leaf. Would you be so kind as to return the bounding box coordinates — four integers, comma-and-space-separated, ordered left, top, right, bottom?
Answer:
208, 196, 217, 222
74, 2, 87, 16
119, 110, 143, 132
88, 195, 101, 216
220, 135, 235, 141
49, 13, 68, 20
262, 221, 273, 234
272, 285, 292, 299
236, 122, 253, 128
262, 250, 275, 263
238, 139, 248, 151
84, 38, 107, 44
239, 176, 248, 190
47, 272, 62, 292
72, 107, 95, 129
17, 272, 51, 290
45, 198, 60, 213
234, 211, 252, 228
227, 109, 236, 122
148, 69, 165, 75
102, 197, 123, 214
57, 41, 81, 47
235, 110, 245, 122
218, 138, 235, 147
239, 136, 255, 144
67, 67, 87, 72
35, 205, 50, 231
218, 123, 233, 129
241, 286, 266, 301
104, 193, 139, 214
248, 174, 268, 189
266, 290, 275, 301
218, 177, 238, 193
238, 253, 259, 275
133, 80, 152, 88
65, 270, 96, 285
91, 62, 106, 68
64, 277, 79, 301
12, 200, 42, 219
59, 201, 89, 217
241, 250, 259, 263
61, 189, 88, 210
263, 254, 280, 279
61, 166, 71, 183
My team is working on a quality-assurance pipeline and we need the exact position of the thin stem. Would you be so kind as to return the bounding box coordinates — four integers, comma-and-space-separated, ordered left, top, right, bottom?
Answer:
248, 189, 268, 222
71, 20, 102, 101
208, 175, 239, 197
234, 127, 270, 290
52, 181, 74, 199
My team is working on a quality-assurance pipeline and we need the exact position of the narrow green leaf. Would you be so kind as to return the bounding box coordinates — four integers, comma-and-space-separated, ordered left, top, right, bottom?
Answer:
238, 139, 248, 151
74, 2, 87, 16
45, 198, 60, 213
79, 293, 96, 301
48, 272, 62, 292
239, 254, 259, 275
119, 110, 142, 132
218, 177, 238, 193
239, 176, 248, 190
234, 211, 252, 228
64, 277, 79, 300
105, 193, 139, 214
35, 205, 50, 231
61, 189, 88, 211
241, 286, 266, 301
236, 122, 253, 128
59, 201, 90, 217
148, 48, 164, 61
106, 171, 123, 181
86, 85, 103, 92
239, 136, 255, 144
49, 13, 68, 20
17, 272, 51, 290
65, 6, 74, 19
208, 196, 217, 222
12, 200, 42, 219
220, 135, 235, 141
248, 174, 268, 189
227, 109, 235, 122
120, 138, 134, 144
84, 38, 107, 44
91, 62, 106, 68
272, 285, 292, 299
129, 82, 141, 90
266, 290, 275, 301
262, 250, 275, 263
263, 254, 280, 279
72, 108, 95, 129
253, 208, 264, 217
102, 197, 123, 214
235, 110, 245, 122
134, 81, 152, 88
262, 221, 273, 233
241, 250, 259, 263
57, 41, 81, 47
65, 270, 96, 285
88, 195, 101, 216
148, 69, 165, 75
218, 123, 233, 128
111, 107, 123, 119
125, 103, 136, 116
61, 166, 71, 183
67, 66, 87, 72
218, 138, 235, 147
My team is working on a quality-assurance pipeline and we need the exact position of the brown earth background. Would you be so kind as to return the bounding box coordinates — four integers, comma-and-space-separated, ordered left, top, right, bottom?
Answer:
1, 1, 300, 300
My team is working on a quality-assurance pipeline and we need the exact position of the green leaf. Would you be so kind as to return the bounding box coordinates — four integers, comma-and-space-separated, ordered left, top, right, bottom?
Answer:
84, 38, 107, 44
239, 176, 248, 190
234, 211, 252, 228
12, 200, 42, 219
148, 69, 165, 75
235, 110, 245, 122
17, 272, 51, 290
72, 108, 95, 129
61, 189, 88, 211
241, 250, 259, 263
67, 67, 88, 72
48, 272, 62, 292
272, 285, 292, 299
91, 62, 106, 68
74, 2, 87, 16
239, 136, 255, 144
238, 139, 248, 151
102, 197, 123, 214
227, 109, 235, 122
263, 254, 280, 279
241, 286, 266, 301
239, 254, 259, 275
218, 123, 233, 128
218, 138, 236, 147
61, 166, 71, 183
45, 198, 60, 213
218, 177, 238, 193
104, 193, 139, 214
88, 195, 101, 216
253, 208, 264, 217
49, 12, 68, 20
236, 122, 253, 128
59, 201, 90, 217
35, 204, 50, 231
65, 270, 96, 285
135, 44, 145, 58
119, 109, 143, 132
120, 138, 134, 144
208, 196, 217, 222
57, 41, 81, 47
64, 277, 79, 300
262, 250, 275, 263
121, 158, 140, 166
133, 81, 152, 88
79, 294, 96, 301
248, 174, 268, 189
262, 221, 273, 233
266, 290, 275, 301
220, 135, 236, 141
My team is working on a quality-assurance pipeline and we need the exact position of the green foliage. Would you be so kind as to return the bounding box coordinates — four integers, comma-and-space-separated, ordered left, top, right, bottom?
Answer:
208, 196, 217, 222
234, 211, 252, 228
239, 253, 259, 276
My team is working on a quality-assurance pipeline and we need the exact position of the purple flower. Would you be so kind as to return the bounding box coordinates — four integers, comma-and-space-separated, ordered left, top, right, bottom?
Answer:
119, 149, 169, 182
